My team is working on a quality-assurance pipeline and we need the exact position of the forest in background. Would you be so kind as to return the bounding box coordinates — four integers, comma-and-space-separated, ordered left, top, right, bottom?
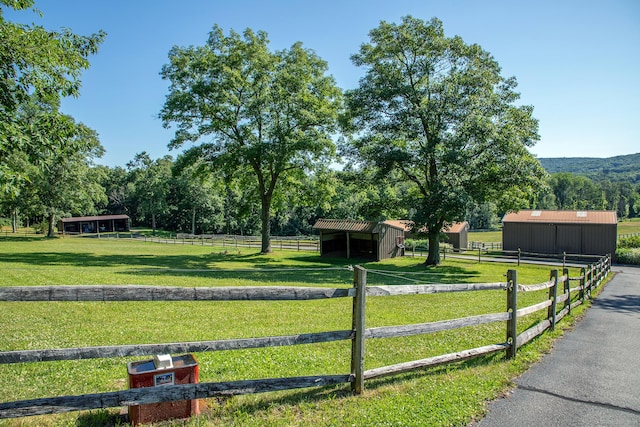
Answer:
2, 150, 639, 237
539, 152, 640, 183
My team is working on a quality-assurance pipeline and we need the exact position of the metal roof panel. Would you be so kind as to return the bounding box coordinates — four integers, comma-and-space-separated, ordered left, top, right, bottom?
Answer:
502, 210, 617, 224
60, 214, 130, 223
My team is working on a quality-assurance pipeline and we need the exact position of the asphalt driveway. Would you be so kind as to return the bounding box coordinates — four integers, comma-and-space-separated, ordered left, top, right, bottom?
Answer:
476, 265, 640, 426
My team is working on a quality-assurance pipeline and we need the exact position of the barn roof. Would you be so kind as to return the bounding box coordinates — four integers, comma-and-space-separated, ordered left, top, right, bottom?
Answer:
382, 220, 413, 232
60, 214, 130, 223
443, 221, 469, 233
389, 220, 469, 234
502, 210, 617, 225
312, 219, 406, 232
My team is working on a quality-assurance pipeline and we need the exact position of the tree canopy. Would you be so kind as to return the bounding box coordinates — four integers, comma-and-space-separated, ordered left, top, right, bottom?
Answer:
0, 0, 105, 196
3, 9, 637, 245
343, 16, 546, 264
160, 25, 342, 253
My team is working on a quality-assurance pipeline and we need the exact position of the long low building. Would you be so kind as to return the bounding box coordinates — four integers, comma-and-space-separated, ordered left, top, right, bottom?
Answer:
58, 214, 131, 235
502, 210, 617, 259
313, 219, 406, 261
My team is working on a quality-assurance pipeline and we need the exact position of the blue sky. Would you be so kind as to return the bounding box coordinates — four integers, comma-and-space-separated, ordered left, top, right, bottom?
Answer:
5, 0, 639, 167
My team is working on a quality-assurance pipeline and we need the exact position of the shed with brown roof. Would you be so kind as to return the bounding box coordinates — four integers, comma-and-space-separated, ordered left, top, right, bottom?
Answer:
58, 214, 131, 235
397, 220, 469, 251
502, 210, 617, 259
312, 219, 405, 261
443, 221, 469, 251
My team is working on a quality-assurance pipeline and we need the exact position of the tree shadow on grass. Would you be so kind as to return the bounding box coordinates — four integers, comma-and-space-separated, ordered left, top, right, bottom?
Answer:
0, 250, 356, 286
0, 251, 324, 269
1, 248, 484, 287
0, 236, 47, 243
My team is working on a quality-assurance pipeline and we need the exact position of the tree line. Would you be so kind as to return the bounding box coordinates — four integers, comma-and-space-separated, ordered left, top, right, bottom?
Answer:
3, 151, 638, 237
2, 3, 637, 264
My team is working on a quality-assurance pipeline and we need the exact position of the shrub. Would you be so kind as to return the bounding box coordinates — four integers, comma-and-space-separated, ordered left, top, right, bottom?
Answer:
0, 217, 10, 227
404, 239, 429, 251
616, 248, 640, 265
618, 235, 640, 249
33, 220, 49, 234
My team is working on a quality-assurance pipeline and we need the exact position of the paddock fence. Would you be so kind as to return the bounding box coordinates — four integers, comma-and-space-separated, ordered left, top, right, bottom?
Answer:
618, 232, 640, 240
141, 233, 320, 252
0, 255, 611, 419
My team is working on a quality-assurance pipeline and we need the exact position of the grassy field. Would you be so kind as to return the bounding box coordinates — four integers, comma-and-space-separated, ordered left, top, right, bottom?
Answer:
618, 217, 640, 235
466, 230, 502, 244
0, 235, 609, 426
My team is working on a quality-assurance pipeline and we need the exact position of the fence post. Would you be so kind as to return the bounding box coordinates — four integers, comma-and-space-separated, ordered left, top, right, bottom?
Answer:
506, 269, 518, 359
518, 248, 521, 266
579, 267, 586, 302
478, 247, 481, 263
351, 265, 366, 394
548, 270, 558, 330
586, 264, 592, 299
563, 267, 570, 314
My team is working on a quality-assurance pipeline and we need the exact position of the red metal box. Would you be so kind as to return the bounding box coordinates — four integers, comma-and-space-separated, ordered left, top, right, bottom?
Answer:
127, 354, 199, 425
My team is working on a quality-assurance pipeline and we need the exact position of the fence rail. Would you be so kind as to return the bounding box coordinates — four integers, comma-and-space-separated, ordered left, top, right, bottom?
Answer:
140, 233, 321, 252
618, 232, 640, 240
0, 255, 612, 420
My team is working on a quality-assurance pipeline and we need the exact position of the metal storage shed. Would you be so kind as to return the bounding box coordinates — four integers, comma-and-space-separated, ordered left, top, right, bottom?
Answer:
58, 214, 131, 235
502, 210, 617, 259
312, 219, 405, 261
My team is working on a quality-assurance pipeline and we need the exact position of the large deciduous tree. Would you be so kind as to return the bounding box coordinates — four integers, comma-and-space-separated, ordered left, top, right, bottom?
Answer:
160, 26, 342, 253
343, 16, 546, 265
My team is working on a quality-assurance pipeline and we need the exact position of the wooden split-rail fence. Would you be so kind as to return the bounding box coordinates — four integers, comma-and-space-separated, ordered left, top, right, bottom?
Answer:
0, 255, 612, 419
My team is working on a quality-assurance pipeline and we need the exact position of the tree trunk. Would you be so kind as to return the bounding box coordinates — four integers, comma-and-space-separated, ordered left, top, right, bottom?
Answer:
260, 193, 272, 254
151, 212, 157, 236
424, 230, 441, 266
191, 207, 196, 235
12, 208, 18, 233
47, 213, 56, 238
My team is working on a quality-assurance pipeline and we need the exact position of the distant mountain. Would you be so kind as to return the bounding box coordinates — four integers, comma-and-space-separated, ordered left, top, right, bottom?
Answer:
538, 153, 640, 183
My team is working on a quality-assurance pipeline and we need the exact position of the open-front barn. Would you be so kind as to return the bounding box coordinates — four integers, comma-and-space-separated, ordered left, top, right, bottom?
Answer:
502, 210, 617, 259
58, 214, 131, 235
313, 219, 405, 261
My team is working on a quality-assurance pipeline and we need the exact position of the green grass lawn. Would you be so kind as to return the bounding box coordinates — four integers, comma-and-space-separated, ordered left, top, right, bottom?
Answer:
0, 235, 608, 426
618, 217, 640, 235
467, 230, 502, 244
